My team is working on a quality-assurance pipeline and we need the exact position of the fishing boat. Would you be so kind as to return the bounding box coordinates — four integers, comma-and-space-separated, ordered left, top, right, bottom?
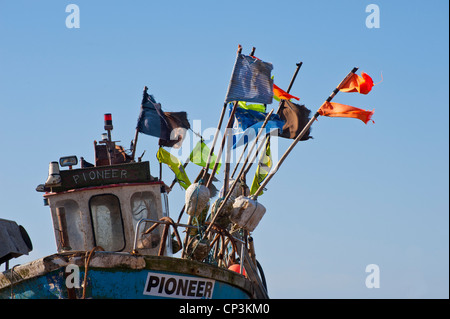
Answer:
0, 110, 269, 300
1, 45, 373, 300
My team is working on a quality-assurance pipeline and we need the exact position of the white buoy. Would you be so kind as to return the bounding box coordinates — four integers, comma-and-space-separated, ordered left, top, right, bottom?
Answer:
185, 183, 210, 217
230, 196, 266, 232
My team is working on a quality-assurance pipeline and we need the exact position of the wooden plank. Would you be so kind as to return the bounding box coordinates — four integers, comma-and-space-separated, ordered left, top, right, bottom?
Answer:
53, 161, 152, 192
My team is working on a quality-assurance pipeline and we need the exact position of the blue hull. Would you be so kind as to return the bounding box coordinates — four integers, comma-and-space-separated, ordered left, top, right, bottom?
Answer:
0, 253, 257, 299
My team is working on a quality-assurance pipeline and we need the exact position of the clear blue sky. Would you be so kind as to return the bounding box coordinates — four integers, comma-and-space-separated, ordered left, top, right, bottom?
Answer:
0, 0, 448, 298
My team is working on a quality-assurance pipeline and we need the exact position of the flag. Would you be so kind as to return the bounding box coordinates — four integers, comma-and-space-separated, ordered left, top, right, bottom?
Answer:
278, 100, 312, 140
158, 111, 190, 148
137, 89, 190, 148
225, 54, 274, 104
273, 83, 300, 102
237, 101, 266, 113
189, 140, 221, 173
318, 101, 375, 124
339, 72, 374, 95
231, 104, 285, 148
137, 90, 171, 140
250, 139, 272, 196
156, 147, 191, 189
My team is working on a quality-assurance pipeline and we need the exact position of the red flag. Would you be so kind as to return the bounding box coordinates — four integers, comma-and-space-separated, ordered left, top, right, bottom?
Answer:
273, 83, 300, 101
318, 101, 374, 124
340, 72, 374, 95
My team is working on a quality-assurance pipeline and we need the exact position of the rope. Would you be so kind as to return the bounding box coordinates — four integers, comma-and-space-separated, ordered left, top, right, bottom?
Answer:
186, 180, 208, 259
193, 180, 203, 216
205, 222, 238, 267
81, 246, 104, 299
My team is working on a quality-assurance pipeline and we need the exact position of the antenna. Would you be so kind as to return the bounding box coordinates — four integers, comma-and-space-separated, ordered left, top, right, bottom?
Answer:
99, 113, 120, 165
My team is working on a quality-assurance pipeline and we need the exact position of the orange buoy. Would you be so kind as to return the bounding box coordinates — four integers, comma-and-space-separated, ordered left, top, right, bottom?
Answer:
228, 264, 246, 276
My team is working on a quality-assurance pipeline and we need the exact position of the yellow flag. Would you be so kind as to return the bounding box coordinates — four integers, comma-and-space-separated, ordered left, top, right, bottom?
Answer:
189, 141, 221, 173
237, 101, 266, 113
250, 139, 272, 195
157, 147, 191, 189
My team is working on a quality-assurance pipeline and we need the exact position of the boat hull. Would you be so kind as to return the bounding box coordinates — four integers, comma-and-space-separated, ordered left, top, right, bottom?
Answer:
0, 252, 258, 299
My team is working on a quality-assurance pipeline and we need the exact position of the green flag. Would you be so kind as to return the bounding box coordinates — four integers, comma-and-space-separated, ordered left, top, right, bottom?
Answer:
250, 139, 272, 195
237, 101, 266, 113
157, 147, 191, 189
189, 140, 221, 173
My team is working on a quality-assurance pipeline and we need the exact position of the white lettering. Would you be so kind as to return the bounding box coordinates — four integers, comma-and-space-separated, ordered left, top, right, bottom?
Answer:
96, 170, 104, 179
366, 4, 380, 29
179, 303, 214, 316
223, 303, 269, 314
365, 264, 381, 288
65, 264, 80, 288
65, 4, 80, 29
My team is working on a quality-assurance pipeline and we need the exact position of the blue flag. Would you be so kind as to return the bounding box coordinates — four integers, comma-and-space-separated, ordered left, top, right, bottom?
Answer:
225, 54, 274, 104
136, 89, 190, 147
137, 90, 171, 140
230, 104, 285, 149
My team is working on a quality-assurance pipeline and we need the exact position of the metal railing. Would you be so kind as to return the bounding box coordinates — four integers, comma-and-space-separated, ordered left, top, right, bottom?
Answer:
131, 217, 268, 298
133, 218, 247, 264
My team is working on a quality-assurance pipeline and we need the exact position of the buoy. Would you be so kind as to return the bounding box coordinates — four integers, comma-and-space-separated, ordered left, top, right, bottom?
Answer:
185, 182, 210, 217
230, 196, 266, 232
210, 197, 233, 228
228, 263, 246, 276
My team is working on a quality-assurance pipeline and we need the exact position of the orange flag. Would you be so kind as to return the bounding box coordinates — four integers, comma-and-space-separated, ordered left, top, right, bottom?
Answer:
318, 101, 374, 124
273, 83, 300, 101
339, 72, 374, 95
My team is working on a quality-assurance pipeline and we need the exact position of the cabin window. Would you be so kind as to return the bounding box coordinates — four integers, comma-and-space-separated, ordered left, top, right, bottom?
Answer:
89, 194, 125, 251
130, 191, 160, 248
55, 199, 84, 251
130, 192, 158, 228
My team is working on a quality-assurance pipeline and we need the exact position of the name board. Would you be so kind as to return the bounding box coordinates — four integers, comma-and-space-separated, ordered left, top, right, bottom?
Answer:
143, 272, 215, 299
54, 161, 151, 191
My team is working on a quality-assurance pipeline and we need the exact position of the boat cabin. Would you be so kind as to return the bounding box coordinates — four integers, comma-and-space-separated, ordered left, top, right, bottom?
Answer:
38, 114, 170, 256
42, 160, 168, 256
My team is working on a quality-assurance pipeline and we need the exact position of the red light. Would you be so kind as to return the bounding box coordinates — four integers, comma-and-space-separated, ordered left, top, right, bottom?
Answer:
104, 113, 113, 130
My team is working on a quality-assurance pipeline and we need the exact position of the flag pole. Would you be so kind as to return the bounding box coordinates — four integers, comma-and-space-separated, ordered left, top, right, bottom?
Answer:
203, 109, 275, 238
230, 141, 248, 179
242, 61, 304, 177
181, 45, 243, 258
243, 129, 272, 177
276, 62, 303, 114
251, 67, 359, 198
168, 129, 203, 189
205, 42, 256, 188
201, 45, 243, 182
205, 100, 239, 188
131, 86, 148, 161
286, 62, 303, 95
229, 48, 263, 180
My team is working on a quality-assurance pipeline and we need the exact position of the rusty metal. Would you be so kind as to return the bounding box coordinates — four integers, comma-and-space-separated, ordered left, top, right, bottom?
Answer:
82, 246, 104, 299
56, 207, 71, 251
134, 217, 183, 256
